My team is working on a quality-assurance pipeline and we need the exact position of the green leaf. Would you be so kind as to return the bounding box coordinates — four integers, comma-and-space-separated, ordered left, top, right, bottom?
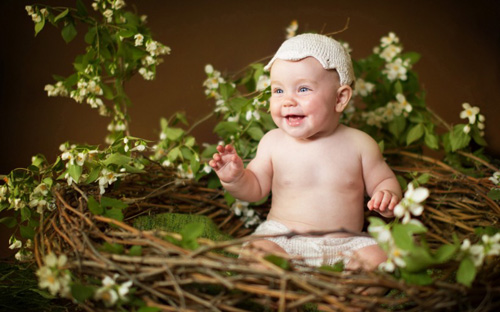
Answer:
68, 164, 82, 183
416, 173, 431, 185
20, 206, 31, 223
396, 175, 408, 190
487, 189, 500, 201
403, 246, 434, 272
471, 128, 487, 146
457, 257, 476, 287
84, 166, 101, 184
214, 122, 240, 137
87, 196, 103, 215
0, 217, 17, 228
264, 255, 291, 270
185, 136, 196, 147
388, 115, 406, 138
424, 130, 439, 150
84, 26, 97, 45
54, 8, 69, 23
180, 222, 205, 242
101, 196, 128, 209
103, 153, 131, 166
167, 147, 181, 162
102, 242, 124, 254
319, 261, 344, 272
76, 0, 88, 17
450, 125, 471, 152
129, 245, 142, 256
61, 21, 77, 43
166, 128, 184, 141
71, 284, 95, 303
400, 271, 433, 285
20, 225, 35, 240
247, 127, 264, 141
392, 224, 413, 250
34, 17, 45, 36
406, 124, 424, 145
434, 244, 458, 263
137, 307, 161, 312
104, 207, 124, 222
394, 81, 403, 95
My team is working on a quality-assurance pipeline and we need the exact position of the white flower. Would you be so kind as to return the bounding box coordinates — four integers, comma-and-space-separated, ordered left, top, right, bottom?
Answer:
177, 164, 194, 179
394, 184, 429, 224
134, 33, 144, 46
460, 239, 485, 267
203, 70, 225, 90
354, 78, 375, 97
103, 9, 114, 23
204, 64, 214, 74
460, 103, 480, 124
256, 74, 271, 91
29, 198, 47, 214
379, 246, 407, 272
95, 275, 132, 307
383, 58, 408, 81
463, 124, 471, 134
202, 164, 212, 174
112, 0, 126, 10
381, 32, 399, 47
489, 172, 500, 185
12, 198, 26, 211
245, 110, 261, 121
368, 224, 392, 243
0, 185, 9, 201
36, 252, 71, 297
231, 200, 249, 216
146, 40, 158, 55
162, 160, 171, 167
98, 168, 123, 194
75, 152, 87, 166
25, 5, 34, 15
379, 44, 401, 62
342, 41, 352, 54
483, 233, 500, 256
395, 93, 412, 114
9, 237, 22, 250
285, 20, 298, 39
139, 67, 154, 80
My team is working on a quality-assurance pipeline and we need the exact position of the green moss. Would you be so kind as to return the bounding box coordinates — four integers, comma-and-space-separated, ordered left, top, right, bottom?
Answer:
133, 212, 232, 242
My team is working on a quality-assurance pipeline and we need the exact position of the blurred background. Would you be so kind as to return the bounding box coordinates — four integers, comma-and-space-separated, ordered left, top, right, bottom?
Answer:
1, 0, 500, 255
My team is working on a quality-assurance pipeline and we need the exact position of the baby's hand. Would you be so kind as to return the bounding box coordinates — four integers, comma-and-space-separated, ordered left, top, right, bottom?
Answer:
209, 144, 244, 183
367, 190, 400, 218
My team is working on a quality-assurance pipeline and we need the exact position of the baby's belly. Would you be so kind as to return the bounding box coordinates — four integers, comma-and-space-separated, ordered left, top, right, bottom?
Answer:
268, 195, 365, 236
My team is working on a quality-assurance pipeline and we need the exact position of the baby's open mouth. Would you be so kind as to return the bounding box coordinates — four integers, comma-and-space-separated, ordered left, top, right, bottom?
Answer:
285, 114, 305, 126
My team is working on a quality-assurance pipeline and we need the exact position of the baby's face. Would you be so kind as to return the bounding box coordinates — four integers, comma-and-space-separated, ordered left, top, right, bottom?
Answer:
269, 57, 342, 140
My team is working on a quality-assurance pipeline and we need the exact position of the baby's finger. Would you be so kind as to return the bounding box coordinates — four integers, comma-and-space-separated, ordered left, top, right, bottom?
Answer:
388, 195, 399, 210
216, 145, 225, 153
379, 191, 392, 211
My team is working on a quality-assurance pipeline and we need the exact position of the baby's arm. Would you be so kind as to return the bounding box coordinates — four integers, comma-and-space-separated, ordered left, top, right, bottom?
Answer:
209, 133, 274, 202
360, 134, 401, 217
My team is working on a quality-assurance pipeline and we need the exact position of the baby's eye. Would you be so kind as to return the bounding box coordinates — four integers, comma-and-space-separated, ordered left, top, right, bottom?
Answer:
273, 88, 283, 94
299, 87, 310, 92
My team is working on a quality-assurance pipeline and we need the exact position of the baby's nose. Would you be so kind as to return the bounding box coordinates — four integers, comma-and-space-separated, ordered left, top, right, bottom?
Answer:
283, 97, 298, 107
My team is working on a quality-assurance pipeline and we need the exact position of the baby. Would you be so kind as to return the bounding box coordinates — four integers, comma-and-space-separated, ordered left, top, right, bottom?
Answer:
209, 33, 401, 270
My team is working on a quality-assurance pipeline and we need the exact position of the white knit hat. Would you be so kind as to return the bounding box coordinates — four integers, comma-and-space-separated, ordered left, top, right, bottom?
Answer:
264, 33, 355, 86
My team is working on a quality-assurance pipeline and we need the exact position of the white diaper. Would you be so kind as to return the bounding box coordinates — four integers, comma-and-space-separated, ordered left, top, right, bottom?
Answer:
249, 220, 378, 267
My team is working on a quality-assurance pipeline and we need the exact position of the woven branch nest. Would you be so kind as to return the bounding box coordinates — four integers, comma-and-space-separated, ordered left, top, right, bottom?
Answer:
35, 150, 500, 311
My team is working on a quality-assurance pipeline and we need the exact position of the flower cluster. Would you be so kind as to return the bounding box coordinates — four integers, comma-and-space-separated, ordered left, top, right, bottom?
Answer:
231, 200, 261, 228
25, 5, 48, 23
44, 81, 68, 97
374, 32, 412, 82
9, 237, 34, 261
36, 252, 72, 297
94, 274, 133, 307
460, 233, 500, 267
203, 64, 229, 113
362, 93, 412, 128
137, 39, 171, 80
92, 0, 126, 23
394, 183, 429, 224
460, 103, 486, 136
368, 222, 408, 272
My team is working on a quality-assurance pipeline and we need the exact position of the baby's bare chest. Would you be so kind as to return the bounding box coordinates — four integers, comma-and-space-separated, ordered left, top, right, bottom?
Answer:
271, 144, 362, 189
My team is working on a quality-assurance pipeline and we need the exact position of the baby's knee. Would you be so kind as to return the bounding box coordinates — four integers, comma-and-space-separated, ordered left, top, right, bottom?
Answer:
348, 244, 386, 271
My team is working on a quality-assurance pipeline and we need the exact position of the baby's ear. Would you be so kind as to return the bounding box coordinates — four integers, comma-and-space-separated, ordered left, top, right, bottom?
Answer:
335, 85, 352, 112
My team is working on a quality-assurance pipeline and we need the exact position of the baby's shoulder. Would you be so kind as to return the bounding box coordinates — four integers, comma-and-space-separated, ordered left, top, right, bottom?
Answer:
338, 126, 379, 150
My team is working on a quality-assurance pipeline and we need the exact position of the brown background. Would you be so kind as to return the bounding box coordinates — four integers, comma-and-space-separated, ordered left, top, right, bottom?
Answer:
1, 0, 500, 256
